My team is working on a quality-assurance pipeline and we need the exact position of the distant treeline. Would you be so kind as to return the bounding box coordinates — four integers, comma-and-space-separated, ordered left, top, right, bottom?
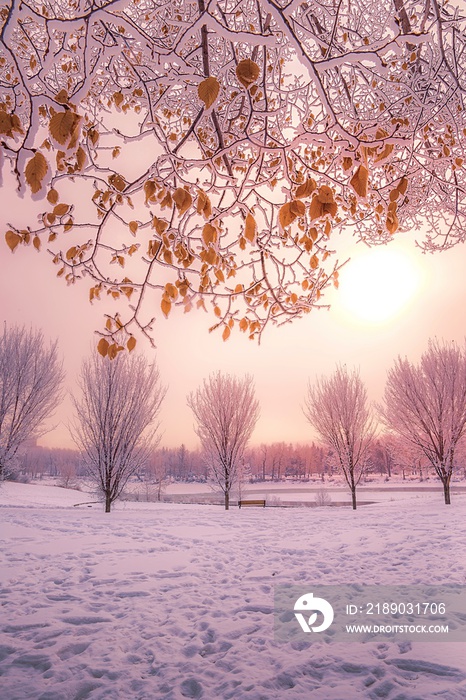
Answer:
13, 438, 466, 484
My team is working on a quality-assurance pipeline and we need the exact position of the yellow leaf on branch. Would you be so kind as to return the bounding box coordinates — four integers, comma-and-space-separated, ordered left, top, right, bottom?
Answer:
244, 213, 257, 242
397, 177, 408, 195
295, 178, 317, 198
47, 188, 59, 205
350, 164, 368, 198
5, 230, 21, 252
165, 282, 178, 300
97, 338, 109, 357
161, 297, 171, 318
198, 77, 220, 109
55, 89, 69, 105
202, 223, 217, 246
25, 151, 48, 194
342, 157, 353, 171
290, 200, 305, 217
53, 203, 69, 217
152, 217, 168, 235
49, 110, 81, 148
0, 111, 23, 137
279, 202, 295, 228
386, 210, 399, 234
317, 185, 335, 204
236, 59, 260, 89
309, 186, 338, 220
173, 187, 192, 215
279, 200, 304, 228
197, 190, 212, 218
144, 180, 157, 204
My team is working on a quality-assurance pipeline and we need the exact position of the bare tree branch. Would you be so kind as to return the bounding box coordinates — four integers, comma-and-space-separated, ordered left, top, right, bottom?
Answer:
379, 338, 466, 504
71, 351, 166, 512
0, 324, 64, 478
304, 365, 375, 509
1, 0, 466, 347
187, 371, 260, 509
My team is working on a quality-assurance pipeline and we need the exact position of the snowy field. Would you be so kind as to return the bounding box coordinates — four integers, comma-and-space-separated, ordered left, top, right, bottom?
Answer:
1, 482, 466, 700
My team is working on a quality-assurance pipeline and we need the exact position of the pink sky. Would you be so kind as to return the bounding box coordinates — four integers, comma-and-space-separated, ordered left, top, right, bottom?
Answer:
2, 172, 466, 451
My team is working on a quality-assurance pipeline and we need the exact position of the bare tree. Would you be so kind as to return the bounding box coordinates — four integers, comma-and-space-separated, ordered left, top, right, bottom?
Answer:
143, 452, 169, 503
304, 366, 375, 509
72, 352, 165, 512
0, 325, 64, 479
3, 1, 466, 349
379, 339, 466, 504
187, 372, 260, 510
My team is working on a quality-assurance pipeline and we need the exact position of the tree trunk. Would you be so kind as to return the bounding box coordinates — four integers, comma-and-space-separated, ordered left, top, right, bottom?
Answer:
225, 490, 230, 510
105, 492, 112, 512
443, 478, 451, 505
351, 487, 357, 510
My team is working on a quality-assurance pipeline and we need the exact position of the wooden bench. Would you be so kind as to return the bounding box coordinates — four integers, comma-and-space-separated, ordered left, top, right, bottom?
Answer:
238, 499, 266, 508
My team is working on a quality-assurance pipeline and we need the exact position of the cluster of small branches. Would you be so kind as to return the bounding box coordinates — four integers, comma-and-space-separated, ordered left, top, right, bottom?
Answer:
187, 371, 260, 509
304, 365, 375, 509
2, 0, 466, 349
71, 351, 166, 511
305, 339, 466, 506
0, 325, 64, 477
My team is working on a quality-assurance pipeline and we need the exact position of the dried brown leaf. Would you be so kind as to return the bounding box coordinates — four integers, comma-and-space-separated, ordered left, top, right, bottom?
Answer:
5, 230, 21, 252
173, 187, 192, 215
198, 77, 220, 109
197, 191, 212, 218
386, 210, 399, 234
236, 59, 260, 89
25, 151, 48, 194
350, 164, 368, 198
244, 213, 256, 242
97, 338, 109, 357
49, 110, 81, 147
309, 196, 324, 221
161, 296, 171, 318
295, 178, 317, 198
47, 188, 59, 205
202, 223, 217, 246
316, 185, 335, 204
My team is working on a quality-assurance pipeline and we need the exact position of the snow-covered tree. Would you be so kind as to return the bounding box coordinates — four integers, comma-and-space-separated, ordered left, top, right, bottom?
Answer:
0, 325, 64, 479
379, 338, 466, 504
304, 365, 375, 509
187, 371, 259, 509
72, 352, 165, 512
3, 0, 466, 349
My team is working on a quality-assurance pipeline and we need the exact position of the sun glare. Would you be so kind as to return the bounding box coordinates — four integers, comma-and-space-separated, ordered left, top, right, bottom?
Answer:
338, 245, 422, 325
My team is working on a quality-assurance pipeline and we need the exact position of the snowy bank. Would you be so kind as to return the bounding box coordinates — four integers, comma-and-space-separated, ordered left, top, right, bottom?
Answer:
0, 482, 465, 699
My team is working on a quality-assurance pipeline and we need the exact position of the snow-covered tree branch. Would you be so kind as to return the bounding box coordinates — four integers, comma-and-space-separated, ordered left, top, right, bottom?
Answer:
379, 338, 466, 504
71, 351, 165, 511
304, 365, 375, 509
187, 371, 259, 509
2, 0, 466, 349
0, 325, 64, 478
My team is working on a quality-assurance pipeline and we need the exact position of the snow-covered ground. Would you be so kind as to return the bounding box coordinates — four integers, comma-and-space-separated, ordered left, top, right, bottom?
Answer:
1, 482, 465, 699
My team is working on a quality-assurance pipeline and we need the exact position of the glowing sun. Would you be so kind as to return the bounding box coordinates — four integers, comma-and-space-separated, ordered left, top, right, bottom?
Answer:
338, 245, 422, 324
